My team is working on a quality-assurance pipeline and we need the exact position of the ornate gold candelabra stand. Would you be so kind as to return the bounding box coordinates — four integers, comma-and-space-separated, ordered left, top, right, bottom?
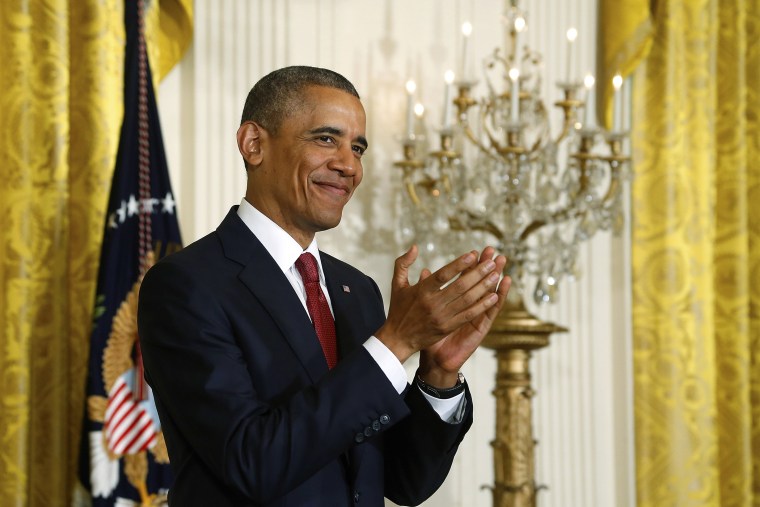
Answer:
482, 295, 565, 507
393, 3, 630, 505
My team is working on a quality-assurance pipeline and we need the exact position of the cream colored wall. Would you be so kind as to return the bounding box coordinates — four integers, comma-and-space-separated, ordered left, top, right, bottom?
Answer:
157, 1, 635, 506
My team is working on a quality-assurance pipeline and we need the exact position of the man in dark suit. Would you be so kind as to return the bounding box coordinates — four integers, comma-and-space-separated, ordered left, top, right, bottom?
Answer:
138, 66, 510, 506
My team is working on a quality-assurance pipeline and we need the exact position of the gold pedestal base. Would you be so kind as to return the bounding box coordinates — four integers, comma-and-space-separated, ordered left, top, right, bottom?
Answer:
482, 297, 566, 507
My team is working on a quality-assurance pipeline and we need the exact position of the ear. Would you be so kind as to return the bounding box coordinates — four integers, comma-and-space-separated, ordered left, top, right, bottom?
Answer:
237, 122, 264, 168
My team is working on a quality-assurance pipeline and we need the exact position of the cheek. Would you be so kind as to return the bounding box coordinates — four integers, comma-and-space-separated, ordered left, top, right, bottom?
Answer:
354, 166, 364, 187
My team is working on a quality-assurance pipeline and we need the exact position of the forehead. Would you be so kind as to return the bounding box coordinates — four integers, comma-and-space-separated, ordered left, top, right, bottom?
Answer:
291, 86, 366, 128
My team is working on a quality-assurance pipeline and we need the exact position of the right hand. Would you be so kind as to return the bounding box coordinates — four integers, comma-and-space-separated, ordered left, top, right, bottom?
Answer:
374, 245, 502, 363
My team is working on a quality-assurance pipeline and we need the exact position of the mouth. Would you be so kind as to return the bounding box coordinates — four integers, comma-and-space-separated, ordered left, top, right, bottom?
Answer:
313, 181, 351, 197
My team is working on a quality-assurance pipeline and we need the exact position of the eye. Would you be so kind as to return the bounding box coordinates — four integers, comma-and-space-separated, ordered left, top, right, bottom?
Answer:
317, 135, 335, 144
352, 144, 366, 156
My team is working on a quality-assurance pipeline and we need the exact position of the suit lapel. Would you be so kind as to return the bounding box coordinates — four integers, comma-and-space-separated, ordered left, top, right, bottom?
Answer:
321, 256, 366, 359
216, 208, 329, 383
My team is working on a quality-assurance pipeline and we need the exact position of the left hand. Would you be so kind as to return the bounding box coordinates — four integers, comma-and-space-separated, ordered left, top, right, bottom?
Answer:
417, 246, 510, 388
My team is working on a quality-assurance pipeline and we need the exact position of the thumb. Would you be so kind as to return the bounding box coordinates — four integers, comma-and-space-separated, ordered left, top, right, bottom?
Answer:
392, 244, 418, 290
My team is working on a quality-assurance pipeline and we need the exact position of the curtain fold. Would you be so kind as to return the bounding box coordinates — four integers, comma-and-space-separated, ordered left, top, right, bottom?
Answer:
597, 0, 653, 129
0, 1, 191, 505
628, 0, 760, 505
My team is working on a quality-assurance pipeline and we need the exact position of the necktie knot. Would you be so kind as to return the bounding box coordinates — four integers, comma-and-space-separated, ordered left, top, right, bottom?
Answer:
295, 253, 320, 284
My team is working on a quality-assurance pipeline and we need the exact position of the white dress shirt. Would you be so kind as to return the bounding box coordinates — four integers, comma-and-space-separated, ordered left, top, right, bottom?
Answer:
237, 198, 464, 422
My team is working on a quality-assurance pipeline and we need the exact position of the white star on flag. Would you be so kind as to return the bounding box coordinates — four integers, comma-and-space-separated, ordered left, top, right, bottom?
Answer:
126, 195, 140, 217
162, 192, 176, 214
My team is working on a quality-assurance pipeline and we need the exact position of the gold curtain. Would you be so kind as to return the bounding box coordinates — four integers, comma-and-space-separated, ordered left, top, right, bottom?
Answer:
597, 0, 653, 129
0, 1, 191, 505
627, 0, 760, 505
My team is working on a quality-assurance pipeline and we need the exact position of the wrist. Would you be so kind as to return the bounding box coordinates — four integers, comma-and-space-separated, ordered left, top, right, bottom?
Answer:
417, 368, 459, 389
374, 326, 416, 364
416, 371, 465, 399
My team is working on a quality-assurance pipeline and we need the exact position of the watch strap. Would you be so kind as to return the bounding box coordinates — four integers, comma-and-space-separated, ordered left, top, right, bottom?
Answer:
415, 372, 466, 399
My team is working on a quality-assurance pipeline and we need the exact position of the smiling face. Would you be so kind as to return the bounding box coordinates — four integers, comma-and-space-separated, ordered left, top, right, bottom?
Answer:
239, 85, 368, 248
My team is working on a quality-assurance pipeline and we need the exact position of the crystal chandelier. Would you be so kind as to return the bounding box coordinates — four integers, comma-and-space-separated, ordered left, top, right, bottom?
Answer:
394, 2, 629, 304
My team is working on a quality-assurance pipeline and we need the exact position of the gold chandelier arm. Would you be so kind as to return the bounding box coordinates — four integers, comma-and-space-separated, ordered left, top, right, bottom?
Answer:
450, 213, 504, 241
600, 158, 628, 203
461, 120, 503, 162
552, 85, 583, 145
405, 178, 422, 207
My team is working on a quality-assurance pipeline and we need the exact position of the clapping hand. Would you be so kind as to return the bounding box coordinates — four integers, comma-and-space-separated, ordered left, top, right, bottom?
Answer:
376, 245, 510, 389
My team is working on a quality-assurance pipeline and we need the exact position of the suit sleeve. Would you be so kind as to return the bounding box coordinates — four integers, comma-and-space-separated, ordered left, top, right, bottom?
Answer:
362, 273, 474, 505
138, 259, 411, 504
382, 380, 474, 505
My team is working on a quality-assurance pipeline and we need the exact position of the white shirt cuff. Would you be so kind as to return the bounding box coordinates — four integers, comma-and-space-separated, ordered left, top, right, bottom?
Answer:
418, 389, 466, 423
363, 336, 407, 394
363, 337, 467, 423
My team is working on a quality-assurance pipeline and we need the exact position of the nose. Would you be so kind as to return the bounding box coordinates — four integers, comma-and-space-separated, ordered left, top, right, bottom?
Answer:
328, 144, 358, 176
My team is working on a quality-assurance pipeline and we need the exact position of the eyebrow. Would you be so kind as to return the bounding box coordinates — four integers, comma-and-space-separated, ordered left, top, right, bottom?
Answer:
308, 126, 369, 150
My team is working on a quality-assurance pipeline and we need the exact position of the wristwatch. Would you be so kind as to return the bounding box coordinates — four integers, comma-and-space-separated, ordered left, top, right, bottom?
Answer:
416, 372, 466, 399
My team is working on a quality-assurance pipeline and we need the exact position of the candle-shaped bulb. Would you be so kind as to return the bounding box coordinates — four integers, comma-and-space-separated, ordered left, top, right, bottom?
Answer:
414, 103, 425, 117
612, 74, 623, 90
512, 15, 526, 69
514, 16, 526, 33
459, 22, 473, 81
565, 27, 578, 83
612, 74, 624, 131
405, 80, 417, 138
583, 73, 595, 127
584, 73, 595, 90
442, 70, 456, 128
509, 67, 520, 123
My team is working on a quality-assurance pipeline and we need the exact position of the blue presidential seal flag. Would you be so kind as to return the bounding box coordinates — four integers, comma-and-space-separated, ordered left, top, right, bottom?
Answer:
80, 0, 181, 505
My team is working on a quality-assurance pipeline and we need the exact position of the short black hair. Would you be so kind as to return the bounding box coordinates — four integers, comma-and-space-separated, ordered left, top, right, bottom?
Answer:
240, 66, 360, 134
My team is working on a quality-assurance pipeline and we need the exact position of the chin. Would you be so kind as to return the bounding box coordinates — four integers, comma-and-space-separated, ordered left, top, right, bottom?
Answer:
313, 216, 343, 232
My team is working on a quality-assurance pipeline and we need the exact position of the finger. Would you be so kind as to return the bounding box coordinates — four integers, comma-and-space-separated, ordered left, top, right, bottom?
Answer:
424, 251, 478, 290
482, 272, 512, 322
442, 255, 498, 300
459, 246, 495, 279
425, 257, 500, 330
392, 245, 418, 290
418, 268, 432, 283
448, 289, 501, 330
492, 254, 508, 289
458, 250, 481, 277
478, 246, 496, 264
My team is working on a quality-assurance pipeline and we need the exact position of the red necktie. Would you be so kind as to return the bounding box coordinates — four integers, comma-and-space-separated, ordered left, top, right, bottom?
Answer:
295, 253, 338, 369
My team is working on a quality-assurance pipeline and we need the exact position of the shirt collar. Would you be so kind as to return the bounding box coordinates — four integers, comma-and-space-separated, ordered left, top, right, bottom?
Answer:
237, 198, 325, 282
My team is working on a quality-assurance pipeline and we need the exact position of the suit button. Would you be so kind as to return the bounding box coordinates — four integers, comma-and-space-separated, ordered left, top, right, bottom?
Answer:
364, 427, 373, 437
354, 491, 360, 503
354, 432, 365, 443
379, 414, 390, 425
372, 420, 381, 431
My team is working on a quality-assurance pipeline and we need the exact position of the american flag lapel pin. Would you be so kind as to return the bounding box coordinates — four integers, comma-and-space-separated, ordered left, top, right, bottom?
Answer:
342, 285, 351, 293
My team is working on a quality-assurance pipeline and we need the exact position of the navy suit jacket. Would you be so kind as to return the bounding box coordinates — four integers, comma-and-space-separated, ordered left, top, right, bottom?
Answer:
138, 207, 473, 506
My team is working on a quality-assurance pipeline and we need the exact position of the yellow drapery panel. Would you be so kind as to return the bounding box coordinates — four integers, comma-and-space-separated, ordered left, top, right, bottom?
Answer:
146, 0, 193, 82
0, 1, 191, 505
630, 0, 760, 505
597, 0, 653, 129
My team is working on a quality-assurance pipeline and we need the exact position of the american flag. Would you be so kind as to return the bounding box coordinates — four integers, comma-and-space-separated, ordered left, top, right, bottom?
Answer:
79, 1, 182, 504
